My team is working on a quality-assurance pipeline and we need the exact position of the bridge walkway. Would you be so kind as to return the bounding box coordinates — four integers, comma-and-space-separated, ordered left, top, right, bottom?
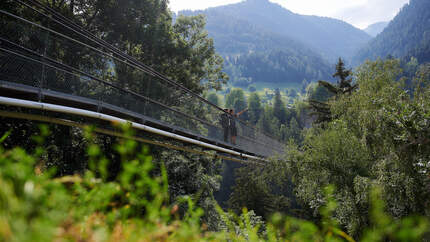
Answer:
0, 1, 285, 160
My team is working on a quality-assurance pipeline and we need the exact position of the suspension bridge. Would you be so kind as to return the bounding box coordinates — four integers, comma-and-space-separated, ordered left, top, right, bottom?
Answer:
0, 0, 285, 162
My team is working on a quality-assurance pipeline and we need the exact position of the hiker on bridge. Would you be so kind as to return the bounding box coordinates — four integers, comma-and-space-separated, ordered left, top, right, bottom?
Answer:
229, 108, 248, 145
220, 108, 230, 142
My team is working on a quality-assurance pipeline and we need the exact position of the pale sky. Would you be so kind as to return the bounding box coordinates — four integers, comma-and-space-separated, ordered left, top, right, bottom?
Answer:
169, 0, 410, 29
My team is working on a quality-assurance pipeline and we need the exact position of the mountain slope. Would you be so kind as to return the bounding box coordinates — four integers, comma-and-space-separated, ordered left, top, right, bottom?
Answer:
353, 0, 430, 64
223, 49, 332, 86
364, 21, 388, 37
179, 0, 371, 86
179, 9, 334, 86
196, 0, 371, 61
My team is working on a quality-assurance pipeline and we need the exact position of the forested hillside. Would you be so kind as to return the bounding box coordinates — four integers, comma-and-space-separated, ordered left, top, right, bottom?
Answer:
363, 21, 388, 37
182, 0, 371, 61
229, 59, 430, 240
354, 0, 430, 64
223, 50, 332, 87
179, 8, 333, 87
179, 0, 372, 88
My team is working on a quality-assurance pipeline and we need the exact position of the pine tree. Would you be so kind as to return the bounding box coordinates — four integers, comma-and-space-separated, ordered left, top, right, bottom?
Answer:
248, 93, 262, 125
288, 117, 301, 142
309, 58, 357, 124
333, 57, 352, 88
273, 88, 287, 124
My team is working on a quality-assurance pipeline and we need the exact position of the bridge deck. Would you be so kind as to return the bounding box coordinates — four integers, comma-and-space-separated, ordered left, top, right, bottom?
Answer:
0, 80, 259, 157
0, 5, 285, 158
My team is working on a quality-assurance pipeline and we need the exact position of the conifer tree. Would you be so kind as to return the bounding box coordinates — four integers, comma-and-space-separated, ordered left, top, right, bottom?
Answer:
273, 88, 287, 124
248, 93, 262, 125
309, 58, 357, 124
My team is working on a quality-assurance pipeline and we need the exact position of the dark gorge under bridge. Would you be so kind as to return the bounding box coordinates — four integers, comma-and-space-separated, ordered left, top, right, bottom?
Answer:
0, 0, 285, 162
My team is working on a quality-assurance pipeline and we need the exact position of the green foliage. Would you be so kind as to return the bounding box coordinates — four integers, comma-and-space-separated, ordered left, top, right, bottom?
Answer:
333, 58, 352, 86
248, 92, 263, 125
206, 92, 220, 106
361, 187, 429, 242
286, 117, 302, 143
225, 88, 247, 114
308, 58, 355, 124
0, 123, 429, 241
307, 83, 333, 102
286, 59, 430, 238
0, 125, 206, 241
240, 91, 304, 143
273, 89, 287, 124
257, 105, 279, 136
172, 14, 228, 92
153, 147, 223, 231
228, 158, 292, 219
223, 50, 332, 87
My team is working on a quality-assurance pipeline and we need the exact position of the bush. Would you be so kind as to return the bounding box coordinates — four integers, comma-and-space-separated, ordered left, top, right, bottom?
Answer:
0, 124, 429, 241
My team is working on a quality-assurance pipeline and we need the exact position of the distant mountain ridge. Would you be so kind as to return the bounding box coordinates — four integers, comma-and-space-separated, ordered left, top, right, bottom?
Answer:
183, 0, 371, 61
353, 0, 430, 64
179, 0, 372, 86
364, 21, 388, 37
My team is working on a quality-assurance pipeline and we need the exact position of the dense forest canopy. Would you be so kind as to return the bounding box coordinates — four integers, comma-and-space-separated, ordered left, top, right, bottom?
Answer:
223, 50, 332, 87
230, 59, 430, 239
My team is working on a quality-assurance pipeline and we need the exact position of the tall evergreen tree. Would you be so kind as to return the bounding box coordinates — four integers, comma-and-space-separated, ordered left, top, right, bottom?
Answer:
287, 117, 301, 142
333, 58, 352, 86
273, 88, 287, 124
248, 92, 262, 125
309, 58, 357, 124
226, 88, 247, 111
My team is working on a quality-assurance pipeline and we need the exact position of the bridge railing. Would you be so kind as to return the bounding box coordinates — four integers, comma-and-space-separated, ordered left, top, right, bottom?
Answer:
0, 5, 285, 157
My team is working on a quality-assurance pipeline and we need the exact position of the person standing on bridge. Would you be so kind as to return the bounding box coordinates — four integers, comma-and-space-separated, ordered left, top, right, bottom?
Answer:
229, 108, 248, 145
220, 108, 230, 142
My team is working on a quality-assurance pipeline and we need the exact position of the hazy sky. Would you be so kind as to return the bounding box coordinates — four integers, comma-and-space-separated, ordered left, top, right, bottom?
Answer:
169, 0, 410, 29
